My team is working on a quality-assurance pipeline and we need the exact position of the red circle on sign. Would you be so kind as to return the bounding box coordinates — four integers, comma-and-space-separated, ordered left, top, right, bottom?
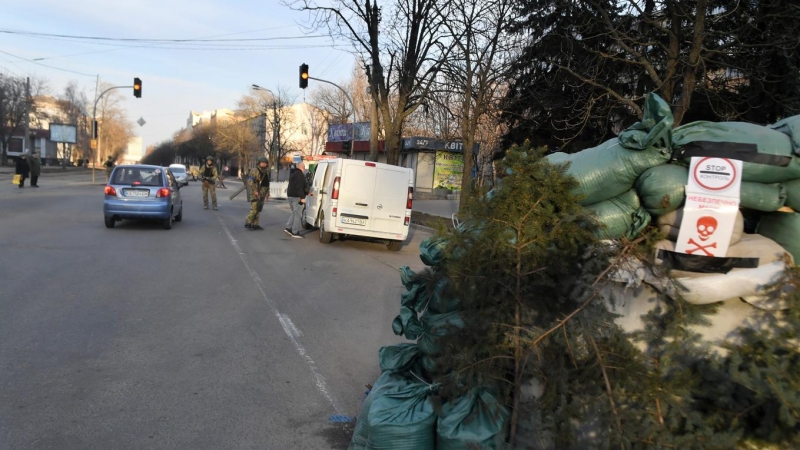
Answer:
692, 157, 737, 191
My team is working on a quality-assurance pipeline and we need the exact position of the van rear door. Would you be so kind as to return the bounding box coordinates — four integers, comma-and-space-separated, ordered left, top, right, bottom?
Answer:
370, 165, 410, 235
305, 162, 329, 226
339, 161, 377, 229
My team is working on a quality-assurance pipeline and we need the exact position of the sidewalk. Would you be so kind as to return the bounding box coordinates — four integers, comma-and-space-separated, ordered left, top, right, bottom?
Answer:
414, 199, 460, 218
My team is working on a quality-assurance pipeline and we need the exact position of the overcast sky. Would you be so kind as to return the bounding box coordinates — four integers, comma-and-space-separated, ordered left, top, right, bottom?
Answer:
2, 0, 356, 148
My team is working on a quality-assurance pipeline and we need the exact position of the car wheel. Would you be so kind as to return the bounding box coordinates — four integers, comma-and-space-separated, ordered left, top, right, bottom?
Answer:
104, 216, 115, 229
163, 211, 173, 230
387, 240, 403, 251
174, 205, 183, 222
319, 212, 333, 244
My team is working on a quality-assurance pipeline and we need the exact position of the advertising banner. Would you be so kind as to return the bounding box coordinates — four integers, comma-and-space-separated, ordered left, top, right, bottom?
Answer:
433, 151, 464, 190
675, 157, 743, 257
327, 124, 352, 142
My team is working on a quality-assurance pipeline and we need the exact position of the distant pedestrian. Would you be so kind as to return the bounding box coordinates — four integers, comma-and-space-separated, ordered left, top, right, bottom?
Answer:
103, 155, 115, 181
284, 162, 309, 239
245, 156, 270, 230
200, 155, 218, 210
15, 155, 30, 188
27, 152, 41, 187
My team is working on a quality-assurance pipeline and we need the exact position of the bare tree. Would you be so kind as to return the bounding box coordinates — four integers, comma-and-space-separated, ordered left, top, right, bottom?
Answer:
285, 0, 453, 165
238, 87, 301, 180
96, 82, 134, 162
0, 75, 44, 165
57, 82, 90, 167
434, 0, 518, 209
303, 103, 328, 156
213, 114, 260, 176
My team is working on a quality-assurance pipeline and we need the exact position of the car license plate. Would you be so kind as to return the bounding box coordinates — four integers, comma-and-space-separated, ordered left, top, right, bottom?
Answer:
124, 189, 149, 197
341, 217, 366, 226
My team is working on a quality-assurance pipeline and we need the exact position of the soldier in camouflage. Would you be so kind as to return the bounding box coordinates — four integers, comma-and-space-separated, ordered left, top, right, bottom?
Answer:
245, 156, 270, 230
200, 155, 218, 210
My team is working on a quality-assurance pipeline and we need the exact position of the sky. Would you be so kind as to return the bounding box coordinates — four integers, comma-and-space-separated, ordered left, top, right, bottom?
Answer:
1, 0, 357, 148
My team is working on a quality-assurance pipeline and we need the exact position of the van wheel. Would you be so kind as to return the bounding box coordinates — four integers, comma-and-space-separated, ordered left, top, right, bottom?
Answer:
319, 213, 333, 244
387, 240, 403, 251
104, 216, 115, 229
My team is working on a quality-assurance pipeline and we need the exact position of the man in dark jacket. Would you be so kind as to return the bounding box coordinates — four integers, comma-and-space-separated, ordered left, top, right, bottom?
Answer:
284, 162, 309, 238
15, 155, 30, 188
27, 152, 41, 187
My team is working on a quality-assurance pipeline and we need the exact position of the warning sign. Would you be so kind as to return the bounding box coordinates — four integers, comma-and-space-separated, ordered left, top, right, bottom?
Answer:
675, 157, 743, 257
686, 157, 742, 198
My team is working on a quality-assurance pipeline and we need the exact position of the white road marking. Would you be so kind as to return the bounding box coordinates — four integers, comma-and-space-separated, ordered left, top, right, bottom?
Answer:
217, 215, 344, 415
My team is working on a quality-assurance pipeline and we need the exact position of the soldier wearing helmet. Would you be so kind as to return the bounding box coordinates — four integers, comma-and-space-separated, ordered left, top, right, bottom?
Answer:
200, 155, 218, 210
245, 156, 271, 230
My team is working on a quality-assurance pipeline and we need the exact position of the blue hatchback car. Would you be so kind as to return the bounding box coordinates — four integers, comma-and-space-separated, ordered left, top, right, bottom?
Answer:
104, 164, 183, 229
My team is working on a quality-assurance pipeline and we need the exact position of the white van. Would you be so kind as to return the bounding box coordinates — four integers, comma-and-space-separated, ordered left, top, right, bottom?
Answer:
304, 159, 414, 251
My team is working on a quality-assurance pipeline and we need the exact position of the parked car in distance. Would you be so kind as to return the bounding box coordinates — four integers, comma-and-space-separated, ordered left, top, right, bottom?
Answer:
104, 164, 183, 230
168, 164, 189, 186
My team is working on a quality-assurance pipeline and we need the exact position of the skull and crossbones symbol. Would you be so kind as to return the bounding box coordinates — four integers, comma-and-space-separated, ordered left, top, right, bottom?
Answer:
686, 216, 717, 256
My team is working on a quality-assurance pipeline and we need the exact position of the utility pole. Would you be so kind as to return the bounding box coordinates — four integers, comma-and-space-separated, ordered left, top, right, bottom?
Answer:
23, 77, 31, 156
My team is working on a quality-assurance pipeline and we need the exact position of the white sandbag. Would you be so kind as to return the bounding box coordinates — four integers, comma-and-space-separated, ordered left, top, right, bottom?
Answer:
655, 234, 792, 280
671, 261, 787, 304
602, 282, 770, 356
657, 208, 744, 245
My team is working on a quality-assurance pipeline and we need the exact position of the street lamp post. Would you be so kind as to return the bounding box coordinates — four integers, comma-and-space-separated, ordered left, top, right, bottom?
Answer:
305, 77, 356, 159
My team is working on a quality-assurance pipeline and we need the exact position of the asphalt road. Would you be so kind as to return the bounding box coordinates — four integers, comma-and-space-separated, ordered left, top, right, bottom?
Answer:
0, 169, 433, 449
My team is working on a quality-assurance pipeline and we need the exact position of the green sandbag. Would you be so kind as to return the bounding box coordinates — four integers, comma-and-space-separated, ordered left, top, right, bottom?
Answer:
770, 114, 800, 155
673, 121, 800, 183
365, 378, 437, 450
419, 236, 448, 267
379, 344, 421, 374
392, 306, 423, 340
437, 389, 510, 450
756, 212, 800, 265
427, 278, 461, 314
740, 182, 787, 212
418, 310, 465, 356
634, 164, 687, 216
544, 93, 673, 206
349, 372, 410, 450
784, 178, 800, 211
584, 189, 651, 240
546, 141, 671, 206
400, 266, 416, 290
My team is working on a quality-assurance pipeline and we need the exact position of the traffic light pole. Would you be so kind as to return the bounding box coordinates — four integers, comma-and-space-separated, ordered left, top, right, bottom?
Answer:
91, 85, 131, 184
308, 77, 357, 159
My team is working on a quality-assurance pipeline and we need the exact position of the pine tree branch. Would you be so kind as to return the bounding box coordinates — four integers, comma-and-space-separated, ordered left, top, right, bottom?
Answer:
584, 320, 624, 444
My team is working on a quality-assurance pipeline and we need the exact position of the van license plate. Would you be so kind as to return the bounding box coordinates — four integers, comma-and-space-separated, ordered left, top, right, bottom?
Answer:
341, 217, 366, 226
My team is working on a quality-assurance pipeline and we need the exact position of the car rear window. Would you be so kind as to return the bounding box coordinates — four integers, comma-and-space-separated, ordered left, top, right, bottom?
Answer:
111, 168, 164, 187
171, 168, 186, 174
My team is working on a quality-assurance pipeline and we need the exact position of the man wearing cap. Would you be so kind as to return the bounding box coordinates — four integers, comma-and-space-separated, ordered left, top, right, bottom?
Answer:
245, 156, 270, 230
200, 155, 218, 210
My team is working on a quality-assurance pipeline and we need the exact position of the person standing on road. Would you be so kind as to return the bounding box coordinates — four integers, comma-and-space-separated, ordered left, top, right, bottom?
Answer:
27, 152, 41, 187
284, 162, 309, 239
200, 155, 218, 210
15, 155, 30, 188
103, 155, 115, 181
245, 156, 270, 230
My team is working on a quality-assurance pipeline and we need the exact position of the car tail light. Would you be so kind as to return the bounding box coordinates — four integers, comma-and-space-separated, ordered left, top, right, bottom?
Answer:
404, 216, 410, 226
365, 162, 376, 167
156, 188, 171, 198
331, 177, 341, 200
104, 186, 116, 196
406, 187, 413, 210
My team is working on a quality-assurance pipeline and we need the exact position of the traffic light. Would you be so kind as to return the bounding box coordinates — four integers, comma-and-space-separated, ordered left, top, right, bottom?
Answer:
299, 64, 309, 89
341, 140, 351, 151
133, 77, 142, 98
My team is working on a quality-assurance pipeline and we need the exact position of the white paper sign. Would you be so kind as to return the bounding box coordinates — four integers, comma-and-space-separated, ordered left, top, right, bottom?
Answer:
675, 157, 743, 257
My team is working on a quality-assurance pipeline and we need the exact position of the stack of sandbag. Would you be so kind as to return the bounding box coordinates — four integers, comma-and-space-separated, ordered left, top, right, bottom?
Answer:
546, 94, 674, 240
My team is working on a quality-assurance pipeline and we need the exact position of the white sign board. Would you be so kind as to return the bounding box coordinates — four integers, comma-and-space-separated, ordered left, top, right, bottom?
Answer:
49, 124, 77, 144
675, 157, 743, 258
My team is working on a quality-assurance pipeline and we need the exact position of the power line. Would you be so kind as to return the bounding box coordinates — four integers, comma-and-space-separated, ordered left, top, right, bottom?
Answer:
0, 28, 329, 43
0, 49, 97, 77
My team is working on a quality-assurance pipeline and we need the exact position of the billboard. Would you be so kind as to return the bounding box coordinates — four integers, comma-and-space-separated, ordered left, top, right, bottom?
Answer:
433, 151, 464, 190
327, 122, 371, 142
49, 124, 77, 144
